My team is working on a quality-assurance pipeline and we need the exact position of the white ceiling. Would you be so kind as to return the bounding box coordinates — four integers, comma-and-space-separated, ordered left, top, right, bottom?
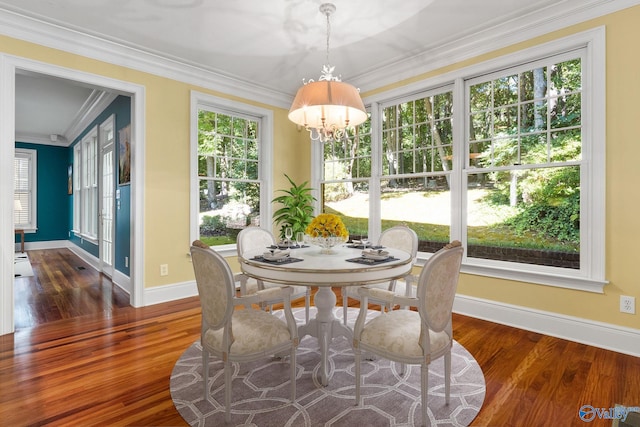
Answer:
2, 0, 635, 146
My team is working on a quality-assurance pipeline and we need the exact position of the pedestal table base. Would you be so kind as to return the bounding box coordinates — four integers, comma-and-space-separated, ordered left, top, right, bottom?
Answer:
297, 286, 353, 386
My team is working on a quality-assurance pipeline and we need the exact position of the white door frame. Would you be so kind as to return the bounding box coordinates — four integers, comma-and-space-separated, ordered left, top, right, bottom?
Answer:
0, 55, 146, 335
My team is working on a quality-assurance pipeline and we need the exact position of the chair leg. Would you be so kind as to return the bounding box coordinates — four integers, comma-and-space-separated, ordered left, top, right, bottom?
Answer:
421, 363, 429, 427
305, 290, 310, 324
343, 295, 348, 325
224, 359, 231, 422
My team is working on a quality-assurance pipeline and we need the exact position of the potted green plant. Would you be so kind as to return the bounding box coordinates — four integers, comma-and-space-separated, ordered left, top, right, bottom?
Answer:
272, 174, 316, 241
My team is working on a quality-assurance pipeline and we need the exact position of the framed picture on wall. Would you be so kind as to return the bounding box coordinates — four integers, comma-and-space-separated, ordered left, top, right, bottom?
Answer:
118, 124, 131, 185
67, 164, 72, 194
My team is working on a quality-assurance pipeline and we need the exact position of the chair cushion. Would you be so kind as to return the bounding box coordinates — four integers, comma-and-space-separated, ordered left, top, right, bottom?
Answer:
243, 279, 308, 300
203, 309, 292, 355
345, 281, 391, 297
359, 310, 449, 358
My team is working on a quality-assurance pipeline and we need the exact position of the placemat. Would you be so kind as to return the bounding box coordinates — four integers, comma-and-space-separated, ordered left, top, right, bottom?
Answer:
252, 256, 304, 264
345, 256, 398, 265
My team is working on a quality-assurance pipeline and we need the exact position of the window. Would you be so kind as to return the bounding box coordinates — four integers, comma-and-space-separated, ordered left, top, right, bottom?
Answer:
190, 92, 273, 250
466, 55, 582, 268
73, 127, 98, 241
380, 90, 454, 253
14, 148, 37, 230
322, 116, 371, 239
316, 29, 605, 291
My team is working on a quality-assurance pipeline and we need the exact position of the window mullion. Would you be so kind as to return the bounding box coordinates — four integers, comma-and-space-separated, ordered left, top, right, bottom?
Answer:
451, 77, 466, 245
369, 102, 382, 241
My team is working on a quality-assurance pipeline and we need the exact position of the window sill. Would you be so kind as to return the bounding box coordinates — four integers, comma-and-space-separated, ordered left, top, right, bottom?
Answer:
416, 255, 607, 293
77, 234, 98, 245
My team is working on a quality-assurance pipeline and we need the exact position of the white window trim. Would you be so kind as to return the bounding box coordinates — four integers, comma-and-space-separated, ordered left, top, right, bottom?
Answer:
72, 143, 81, 233
316, 27, 606, 293
14, 148, 37, 231
76, 126, 99, 243
189, 90, 273, 257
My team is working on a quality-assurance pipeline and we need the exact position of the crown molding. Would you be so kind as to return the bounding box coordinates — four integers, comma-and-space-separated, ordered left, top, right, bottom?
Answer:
0, 1, 638, 108
0, 9, 292, 109
354, 0, 640, 94
14, 132, 66, 147
65, 90, 117, 144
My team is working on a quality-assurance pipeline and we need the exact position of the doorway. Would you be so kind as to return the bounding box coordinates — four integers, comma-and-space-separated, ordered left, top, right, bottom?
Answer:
1, 56, 145, 335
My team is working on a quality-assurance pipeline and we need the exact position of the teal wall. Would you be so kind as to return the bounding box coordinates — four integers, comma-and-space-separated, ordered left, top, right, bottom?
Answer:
68, 95, 131, 275
14, 142, 69, 242
113, 96, 131, 275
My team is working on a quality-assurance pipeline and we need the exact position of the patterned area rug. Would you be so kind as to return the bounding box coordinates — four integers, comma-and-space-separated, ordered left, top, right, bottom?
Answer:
170, 308, 485, 426
14, 252, 33, 277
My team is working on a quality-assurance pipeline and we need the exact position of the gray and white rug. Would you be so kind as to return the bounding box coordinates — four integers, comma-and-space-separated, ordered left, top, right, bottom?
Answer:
14, 252, 33, 277
170, 307, 485, 426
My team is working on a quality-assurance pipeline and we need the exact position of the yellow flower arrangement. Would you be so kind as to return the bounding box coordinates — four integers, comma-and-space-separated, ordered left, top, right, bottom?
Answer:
305, 213, 349, 239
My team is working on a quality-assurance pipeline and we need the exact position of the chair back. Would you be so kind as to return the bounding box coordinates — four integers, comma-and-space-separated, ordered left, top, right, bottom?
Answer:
190, 240, 235, 331
237, 227, 276, 257
378, 225, 418, 262
416, 241, 463, 332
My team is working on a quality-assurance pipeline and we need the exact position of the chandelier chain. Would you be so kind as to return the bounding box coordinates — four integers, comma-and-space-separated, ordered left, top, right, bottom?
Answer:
325, 7, 331, 66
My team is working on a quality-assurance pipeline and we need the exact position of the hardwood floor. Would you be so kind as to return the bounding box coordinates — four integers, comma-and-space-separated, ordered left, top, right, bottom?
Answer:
2, 249, 639, 426
13, 248, 130, 329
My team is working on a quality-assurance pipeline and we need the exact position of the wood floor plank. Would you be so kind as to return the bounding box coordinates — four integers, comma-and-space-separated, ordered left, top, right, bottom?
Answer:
2, 249, 639, 426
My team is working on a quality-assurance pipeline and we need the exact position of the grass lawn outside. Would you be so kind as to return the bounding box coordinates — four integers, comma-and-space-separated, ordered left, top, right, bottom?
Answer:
326, 189, 579, 253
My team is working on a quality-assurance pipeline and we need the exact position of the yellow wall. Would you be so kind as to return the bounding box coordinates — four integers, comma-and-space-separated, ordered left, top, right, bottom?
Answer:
2, 5, 639, 329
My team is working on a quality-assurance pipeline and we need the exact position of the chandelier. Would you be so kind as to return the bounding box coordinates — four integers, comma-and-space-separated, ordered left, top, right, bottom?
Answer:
288, 3, 367, 143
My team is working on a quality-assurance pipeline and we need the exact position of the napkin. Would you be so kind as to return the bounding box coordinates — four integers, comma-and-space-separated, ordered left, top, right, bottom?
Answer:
263, 249, 290, 260
362, 249, 390, 260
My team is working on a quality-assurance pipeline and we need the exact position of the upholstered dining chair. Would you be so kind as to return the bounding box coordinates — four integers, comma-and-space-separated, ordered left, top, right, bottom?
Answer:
237, 227, 311, 323
190, 240, 299, 422
342, 224, 419, 324
352, 241, 463, 427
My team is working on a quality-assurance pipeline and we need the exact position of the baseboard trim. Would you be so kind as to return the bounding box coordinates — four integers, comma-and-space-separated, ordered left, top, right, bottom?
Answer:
66, 242, 131, 297
17, 239, 69, 252
453, 294, 640, 357
66, 243, 100, 271
144, 280, 198, 306
112, 270, 131, 295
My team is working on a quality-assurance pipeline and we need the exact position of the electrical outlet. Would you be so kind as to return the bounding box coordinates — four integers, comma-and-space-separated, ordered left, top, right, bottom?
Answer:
160, 264, 169, 276
620, 295, 635, 314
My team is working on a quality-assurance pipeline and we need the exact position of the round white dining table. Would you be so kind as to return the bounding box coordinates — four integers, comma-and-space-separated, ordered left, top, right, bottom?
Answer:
239, 244, 412, 386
